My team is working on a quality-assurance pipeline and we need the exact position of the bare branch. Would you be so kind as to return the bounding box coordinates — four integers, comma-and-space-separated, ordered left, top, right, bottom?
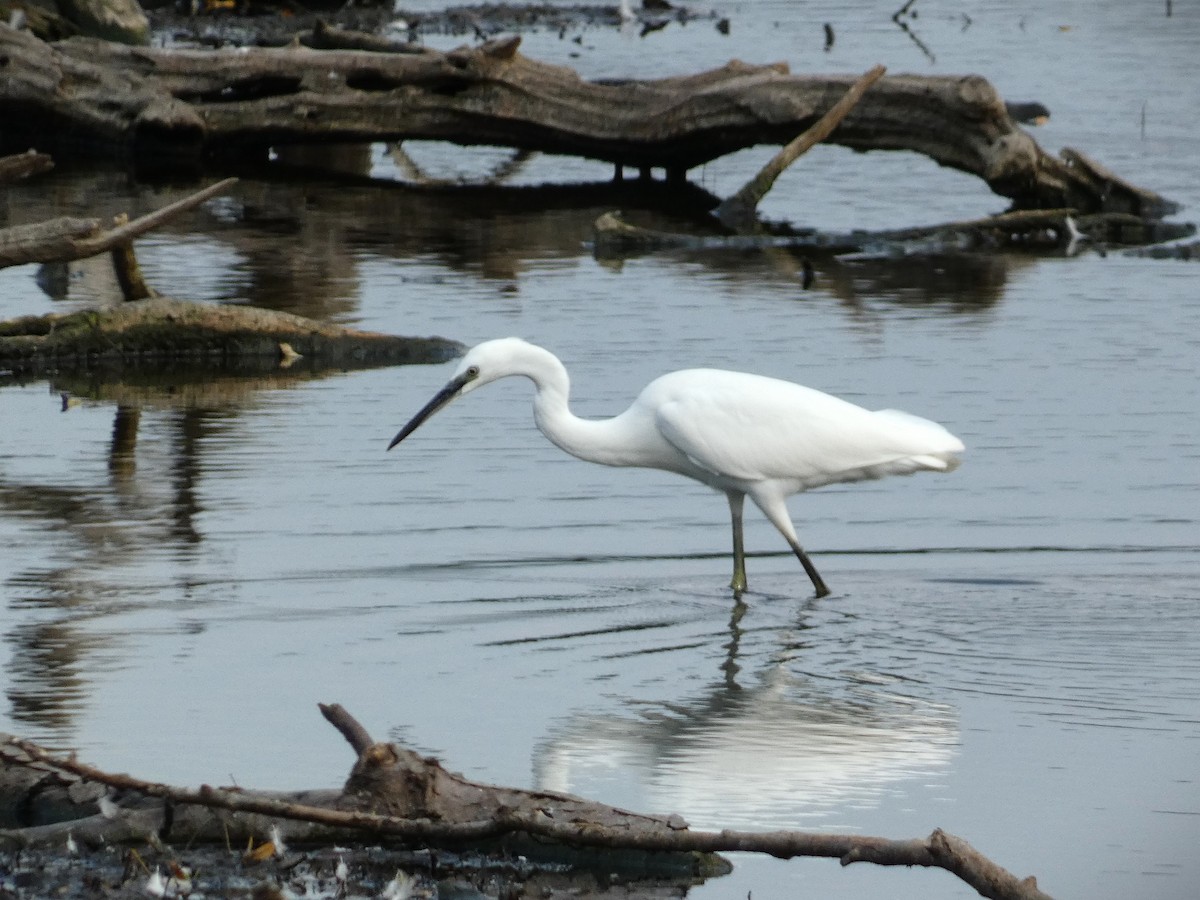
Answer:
318, 702, 376, 755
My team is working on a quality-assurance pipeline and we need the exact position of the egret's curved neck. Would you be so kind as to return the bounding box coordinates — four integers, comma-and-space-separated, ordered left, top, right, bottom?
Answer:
519, 345, 622, 466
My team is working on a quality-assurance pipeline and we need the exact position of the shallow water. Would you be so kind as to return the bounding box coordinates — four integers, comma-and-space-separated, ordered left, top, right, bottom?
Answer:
2, 2, 1200, 899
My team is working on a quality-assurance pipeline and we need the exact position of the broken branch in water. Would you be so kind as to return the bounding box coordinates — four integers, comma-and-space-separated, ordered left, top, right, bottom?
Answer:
0, 177, 238, 271
108, 213, 157, 302
1, 705, 1055, 899
716, 63, 887, 230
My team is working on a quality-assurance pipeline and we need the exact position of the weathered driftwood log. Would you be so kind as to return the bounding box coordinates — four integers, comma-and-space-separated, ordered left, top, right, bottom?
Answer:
592, 208, 1197, 259
0, 296, 464, 376
0, 705, 1056, 900
0, 26, 1175, 217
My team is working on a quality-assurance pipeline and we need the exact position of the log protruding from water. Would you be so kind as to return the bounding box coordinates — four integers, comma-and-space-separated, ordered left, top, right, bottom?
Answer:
0, 26, 1177, 218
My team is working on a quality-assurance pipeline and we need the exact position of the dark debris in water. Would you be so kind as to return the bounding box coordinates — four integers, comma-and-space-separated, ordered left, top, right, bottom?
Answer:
149, 0, 719, 49
0, 842, 692, 898
391, 2, 717, 36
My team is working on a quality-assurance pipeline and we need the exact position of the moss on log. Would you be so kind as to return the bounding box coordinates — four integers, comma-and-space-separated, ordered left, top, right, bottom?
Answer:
0, 297, 463, 376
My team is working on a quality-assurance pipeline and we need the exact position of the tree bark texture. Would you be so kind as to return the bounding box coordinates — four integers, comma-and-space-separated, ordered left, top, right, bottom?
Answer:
0, 26, 1176, 217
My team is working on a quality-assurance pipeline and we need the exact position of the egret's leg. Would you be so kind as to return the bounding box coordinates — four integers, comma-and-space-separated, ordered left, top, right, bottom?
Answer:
784, 536, 830, 599
749, 490, 831, 598
727, 492, 747, 594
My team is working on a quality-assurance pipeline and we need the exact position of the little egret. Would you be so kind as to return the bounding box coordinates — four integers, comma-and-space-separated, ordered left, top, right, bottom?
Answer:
388, 338, 964, 597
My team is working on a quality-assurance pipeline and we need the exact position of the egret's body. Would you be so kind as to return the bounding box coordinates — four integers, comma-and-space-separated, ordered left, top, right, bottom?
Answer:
389, 338, 964, 597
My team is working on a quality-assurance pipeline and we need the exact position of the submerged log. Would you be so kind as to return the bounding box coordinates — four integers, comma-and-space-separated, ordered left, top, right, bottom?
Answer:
592, 208, 1197, 259
0, 26, 1176, 217
0, 705, 1056, 900
0, 296, 464, 376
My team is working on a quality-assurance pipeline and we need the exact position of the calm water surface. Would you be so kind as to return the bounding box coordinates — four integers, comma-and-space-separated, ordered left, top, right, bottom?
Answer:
2, 2, 1199, 899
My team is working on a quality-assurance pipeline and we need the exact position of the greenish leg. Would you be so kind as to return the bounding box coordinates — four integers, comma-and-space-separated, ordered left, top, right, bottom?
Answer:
727, 492, 747, 594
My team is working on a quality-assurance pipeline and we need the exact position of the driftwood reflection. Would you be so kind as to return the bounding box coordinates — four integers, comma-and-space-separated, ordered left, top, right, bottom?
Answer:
534, 602, 957, 829
5, 166, 1016, 321
0, 404, 241, 736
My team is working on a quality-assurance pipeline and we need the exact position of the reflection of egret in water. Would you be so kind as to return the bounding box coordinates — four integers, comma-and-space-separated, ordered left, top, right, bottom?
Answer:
533, 603, 957, 830
535, 671, 958, 830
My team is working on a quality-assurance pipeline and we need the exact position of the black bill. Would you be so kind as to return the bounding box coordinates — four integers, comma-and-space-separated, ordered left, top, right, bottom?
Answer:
387, 372, 471, 450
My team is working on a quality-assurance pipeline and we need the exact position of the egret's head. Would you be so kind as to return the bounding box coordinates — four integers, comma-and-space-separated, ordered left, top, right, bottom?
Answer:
387, 338, 532, 450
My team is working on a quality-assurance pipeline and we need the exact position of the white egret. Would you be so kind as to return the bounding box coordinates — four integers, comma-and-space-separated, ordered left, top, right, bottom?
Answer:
388, 338, 964, 597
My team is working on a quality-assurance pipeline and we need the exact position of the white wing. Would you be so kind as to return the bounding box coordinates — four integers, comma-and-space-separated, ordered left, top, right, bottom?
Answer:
649, 370, 962, 490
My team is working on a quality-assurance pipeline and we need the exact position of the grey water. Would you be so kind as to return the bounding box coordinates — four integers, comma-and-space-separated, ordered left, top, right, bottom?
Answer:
2, 1, 1199, 898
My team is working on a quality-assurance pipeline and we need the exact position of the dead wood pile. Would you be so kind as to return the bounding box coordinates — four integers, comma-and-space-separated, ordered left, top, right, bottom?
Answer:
0, 704, 1056, 900
0, 25, 1175, 218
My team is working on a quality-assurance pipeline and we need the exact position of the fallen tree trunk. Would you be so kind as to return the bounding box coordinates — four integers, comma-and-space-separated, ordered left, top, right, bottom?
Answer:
0, 26, 1176, 217
0, 704, 1055, 900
